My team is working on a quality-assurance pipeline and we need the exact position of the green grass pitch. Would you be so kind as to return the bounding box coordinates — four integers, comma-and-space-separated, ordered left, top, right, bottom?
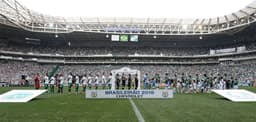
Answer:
0, 87, 256, 122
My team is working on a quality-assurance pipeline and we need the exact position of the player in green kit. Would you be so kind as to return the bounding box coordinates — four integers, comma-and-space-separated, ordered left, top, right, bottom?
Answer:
44, 73, 49, 93
155, 73, 160, 89
50, 76, 55, 94
134, 74, 139, 90
115, 73, 120, 89
181, 73, 187, 92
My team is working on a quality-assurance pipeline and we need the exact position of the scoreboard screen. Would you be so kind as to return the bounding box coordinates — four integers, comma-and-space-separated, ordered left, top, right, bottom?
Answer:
111, 35, 119, 41
111, 34, 139, 42
120, 35, 128, 42
130, 35, 138, 42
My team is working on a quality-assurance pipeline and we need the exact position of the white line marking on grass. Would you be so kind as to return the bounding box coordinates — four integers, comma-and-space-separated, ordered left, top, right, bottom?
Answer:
129, 98, 145, 122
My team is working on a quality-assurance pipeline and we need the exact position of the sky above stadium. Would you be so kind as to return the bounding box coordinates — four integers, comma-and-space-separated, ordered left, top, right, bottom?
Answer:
17, 0, 254, 19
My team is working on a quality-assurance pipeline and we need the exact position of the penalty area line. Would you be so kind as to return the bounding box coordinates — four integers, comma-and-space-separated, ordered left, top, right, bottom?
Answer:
129, 98, 145, 122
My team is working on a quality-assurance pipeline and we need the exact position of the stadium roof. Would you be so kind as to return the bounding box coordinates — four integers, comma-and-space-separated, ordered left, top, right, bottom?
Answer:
15, 0, 254, 19
1, 0, 256, 35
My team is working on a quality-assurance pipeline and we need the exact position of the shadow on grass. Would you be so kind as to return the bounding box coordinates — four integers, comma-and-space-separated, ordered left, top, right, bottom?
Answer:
30, 97, 48, 102
215, 97, 230, 101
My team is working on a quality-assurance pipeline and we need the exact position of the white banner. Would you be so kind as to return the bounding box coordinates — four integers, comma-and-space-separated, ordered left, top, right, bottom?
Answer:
86, 90, 173, 99
237, 46, 246, 52
0, 90, 47, 103
212, 89, 256, 102
215, 48, 236, 54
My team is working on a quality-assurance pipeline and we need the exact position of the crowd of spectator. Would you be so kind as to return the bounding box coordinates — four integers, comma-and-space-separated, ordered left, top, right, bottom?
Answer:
0, 45, 210, 56
0, 43, 256, 91
1, 42, 256, 57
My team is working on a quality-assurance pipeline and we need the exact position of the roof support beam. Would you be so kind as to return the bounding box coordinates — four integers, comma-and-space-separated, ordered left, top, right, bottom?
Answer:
15, 0, 32, 21
232, 13, 240, 24
217, 17, 220, 30
192, 19, 199, 25
27, 10, 33, 22
247, 6, 256, 10
240, 10, 250, 16
177, 19, 183, 33
145, 18, 150, 33
200, 19, 205, 25
224, 15, 230, 28
197, 19, 205, 33
224, 15, 229, 23
207, 18, 212, 32
156, 18, 166, 33
193, 19, 204, 31
208, 18, 212, 26
240, 10, 256, 19
80, 17, 90, 31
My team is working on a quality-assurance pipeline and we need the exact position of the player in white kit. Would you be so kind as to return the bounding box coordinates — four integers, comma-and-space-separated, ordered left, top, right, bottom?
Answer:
88, 74, 93, 89
81, 74, 87, 93
95, 74, 99, 89
75, 75, 80, 95
68, 73, 73, 93
101, 73, 106, 89
59, 74, 64, 94
107, 73, 112, 89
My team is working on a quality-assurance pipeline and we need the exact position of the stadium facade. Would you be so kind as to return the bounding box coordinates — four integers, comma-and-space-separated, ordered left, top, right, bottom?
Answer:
0, 0, 256, 47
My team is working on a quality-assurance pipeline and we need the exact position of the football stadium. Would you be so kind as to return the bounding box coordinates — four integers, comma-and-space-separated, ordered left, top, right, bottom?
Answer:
1, 0, 256, 121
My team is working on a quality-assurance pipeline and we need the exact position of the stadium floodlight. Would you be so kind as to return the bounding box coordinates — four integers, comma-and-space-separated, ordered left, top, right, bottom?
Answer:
55, 34, 58, 38
182, 25, 188, 30
198, 25, 202, 30
153, 35, 157, 39
106, 34, 109, 38
49, 23, 54, 27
